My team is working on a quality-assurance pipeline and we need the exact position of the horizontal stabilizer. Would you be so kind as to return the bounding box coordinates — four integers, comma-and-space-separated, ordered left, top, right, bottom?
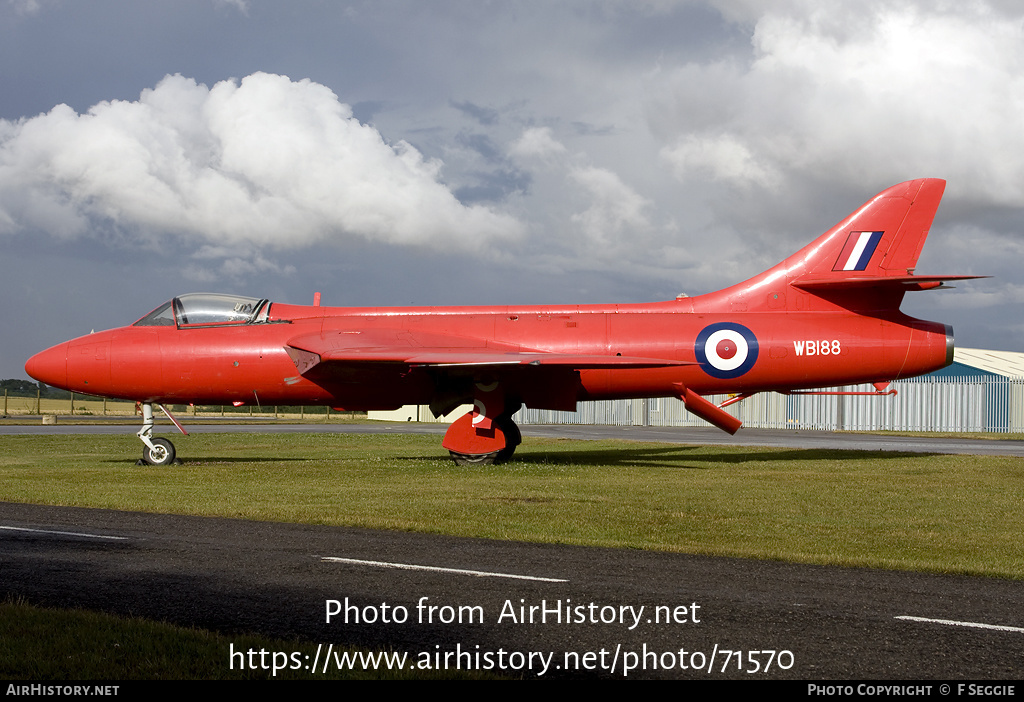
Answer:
793, 274, 987, 292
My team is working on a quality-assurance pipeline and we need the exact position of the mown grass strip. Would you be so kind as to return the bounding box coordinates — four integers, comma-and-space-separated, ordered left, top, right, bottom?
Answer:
1, 432, 1022, 578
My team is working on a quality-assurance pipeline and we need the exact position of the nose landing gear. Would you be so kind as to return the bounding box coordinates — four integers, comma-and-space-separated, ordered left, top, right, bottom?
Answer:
136, 402, 187, 466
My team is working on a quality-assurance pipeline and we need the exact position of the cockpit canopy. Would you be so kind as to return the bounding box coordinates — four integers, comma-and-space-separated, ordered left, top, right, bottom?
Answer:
134, 293, 269, 328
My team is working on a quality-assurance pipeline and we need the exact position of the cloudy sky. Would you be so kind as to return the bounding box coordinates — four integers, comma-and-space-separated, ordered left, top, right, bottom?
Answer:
2, 0, 1021, 379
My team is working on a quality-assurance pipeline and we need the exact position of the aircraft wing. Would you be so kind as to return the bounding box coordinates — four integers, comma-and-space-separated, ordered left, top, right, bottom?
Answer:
284, 329, 693, 374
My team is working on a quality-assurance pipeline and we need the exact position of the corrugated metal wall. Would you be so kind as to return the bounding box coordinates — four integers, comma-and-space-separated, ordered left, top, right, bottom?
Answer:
514, 376, 1024, 432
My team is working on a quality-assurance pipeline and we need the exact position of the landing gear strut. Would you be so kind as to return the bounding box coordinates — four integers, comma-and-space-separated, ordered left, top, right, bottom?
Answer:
136, 402, 187, 466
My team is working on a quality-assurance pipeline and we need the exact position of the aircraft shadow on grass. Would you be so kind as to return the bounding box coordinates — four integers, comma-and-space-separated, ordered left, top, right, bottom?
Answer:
398, 445, 938, 468
92, 445, 936, 469
102, 456, 309, 465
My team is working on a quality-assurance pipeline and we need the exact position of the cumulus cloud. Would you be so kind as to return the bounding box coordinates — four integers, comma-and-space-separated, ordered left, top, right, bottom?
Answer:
661, 133, 779, 188
569, 166, 652, 246
509, 127, 568, 162
507, 126, 658, 263
6, 0, 42, 15
652, 1, 1024, 206
215, 0, 249, 13
0, 72, 523, 262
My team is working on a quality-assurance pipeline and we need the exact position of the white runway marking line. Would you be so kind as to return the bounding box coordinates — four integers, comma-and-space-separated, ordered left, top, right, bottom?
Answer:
896, 615, 1024, 634
321, 556, 568, 582
0, 525, 129, 540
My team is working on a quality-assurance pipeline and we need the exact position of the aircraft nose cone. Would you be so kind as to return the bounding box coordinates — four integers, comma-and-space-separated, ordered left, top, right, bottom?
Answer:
25, 342, 69, 390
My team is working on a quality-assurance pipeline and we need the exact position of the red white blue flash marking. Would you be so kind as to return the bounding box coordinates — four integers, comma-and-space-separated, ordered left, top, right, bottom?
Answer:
833, 231, 884, 271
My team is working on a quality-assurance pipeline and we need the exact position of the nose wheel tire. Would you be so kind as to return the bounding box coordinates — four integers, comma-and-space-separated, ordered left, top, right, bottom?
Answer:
143, 438, 176, 466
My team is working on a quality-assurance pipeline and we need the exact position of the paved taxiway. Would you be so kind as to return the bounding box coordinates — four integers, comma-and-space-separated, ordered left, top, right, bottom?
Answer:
3, 420, 1024, 456
2, 423, 1022, 678
2, 501, 1023, 679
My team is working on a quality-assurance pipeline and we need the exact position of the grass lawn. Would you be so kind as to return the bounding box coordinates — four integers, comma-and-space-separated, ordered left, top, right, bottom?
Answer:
2, 431, 1021, 578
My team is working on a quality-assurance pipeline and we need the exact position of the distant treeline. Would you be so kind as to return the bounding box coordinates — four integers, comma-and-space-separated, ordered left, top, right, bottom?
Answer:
1, 380, 355, 416
0, 379, 95, 400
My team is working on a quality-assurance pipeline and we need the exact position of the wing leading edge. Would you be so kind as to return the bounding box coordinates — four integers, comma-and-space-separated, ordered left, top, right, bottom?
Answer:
284, 329, 694, 374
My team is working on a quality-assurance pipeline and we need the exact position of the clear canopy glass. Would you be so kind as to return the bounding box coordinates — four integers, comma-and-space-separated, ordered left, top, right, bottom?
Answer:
134, 293, 267, 327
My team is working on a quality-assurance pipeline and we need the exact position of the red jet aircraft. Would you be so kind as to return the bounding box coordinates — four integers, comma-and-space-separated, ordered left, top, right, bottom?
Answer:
26, 178, 980, 466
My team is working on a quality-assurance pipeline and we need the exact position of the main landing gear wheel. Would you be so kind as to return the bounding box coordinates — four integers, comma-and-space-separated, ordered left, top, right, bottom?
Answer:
142, 438, 176, 466
447, 416, 521, 466
442, 396, 522, 466
448, 450, 502, 466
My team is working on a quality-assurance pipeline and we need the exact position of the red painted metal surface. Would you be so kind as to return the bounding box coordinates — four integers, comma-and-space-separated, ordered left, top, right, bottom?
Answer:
26, 179, 981, 458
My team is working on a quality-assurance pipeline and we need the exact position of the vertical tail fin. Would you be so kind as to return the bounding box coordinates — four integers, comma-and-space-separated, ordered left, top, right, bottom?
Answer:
796, 178, 945, 280
696, 178, 981, 313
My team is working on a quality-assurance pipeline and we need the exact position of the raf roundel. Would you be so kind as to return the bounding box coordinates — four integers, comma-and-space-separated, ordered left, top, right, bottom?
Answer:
695, 323, 759, 379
